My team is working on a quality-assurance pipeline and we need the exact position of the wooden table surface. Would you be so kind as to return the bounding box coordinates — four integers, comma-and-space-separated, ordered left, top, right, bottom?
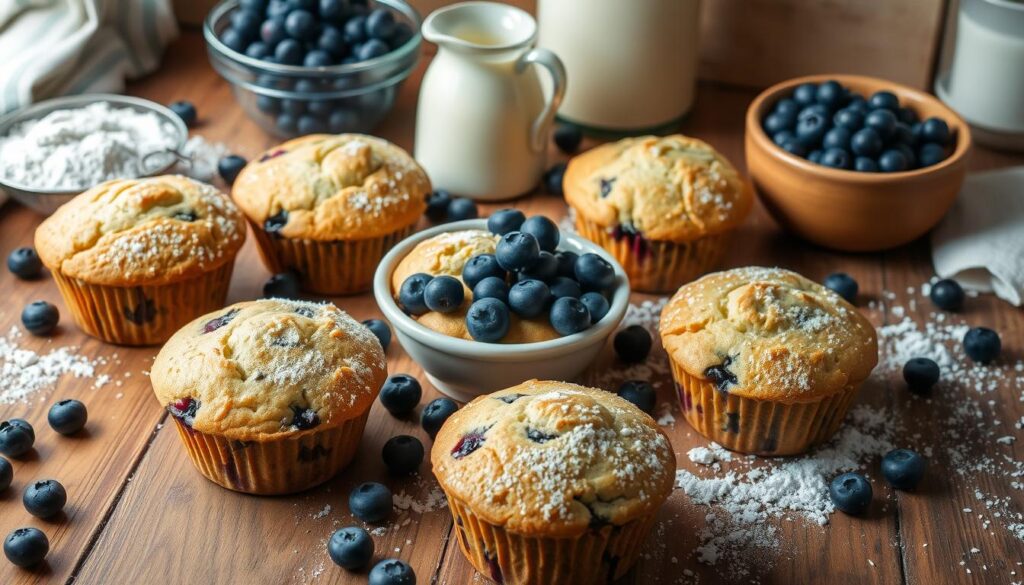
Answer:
2, 31, 1023, 585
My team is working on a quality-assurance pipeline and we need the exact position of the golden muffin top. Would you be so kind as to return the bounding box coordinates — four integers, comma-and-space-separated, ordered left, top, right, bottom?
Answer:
431, 380, 675, 537
660, 267, 878, 402
34, 175, 246, 286
564, 135, 751, 241
390, 229, 560, 344
232, 134, 430, 241
150, 299, 387, 441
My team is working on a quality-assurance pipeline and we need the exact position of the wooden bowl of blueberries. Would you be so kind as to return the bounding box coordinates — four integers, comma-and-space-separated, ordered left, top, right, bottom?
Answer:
745, 74, 971, 252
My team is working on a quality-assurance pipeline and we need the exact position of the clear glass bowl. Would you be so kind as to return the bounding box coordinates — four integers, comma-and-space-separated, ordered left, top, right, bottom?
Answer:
203, 0, 422, 139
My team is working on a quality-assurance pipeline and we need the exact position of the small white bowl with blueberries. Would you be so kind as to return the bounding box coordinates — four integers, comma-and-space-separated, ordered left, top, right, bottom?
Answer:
203, 0, 421, 138
373, 215, 631, 402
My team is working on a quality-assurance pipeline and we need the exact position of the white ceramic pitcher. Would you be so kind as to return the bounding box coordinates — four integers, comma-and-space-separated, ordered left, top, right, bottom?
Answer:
414, 2, 566, 200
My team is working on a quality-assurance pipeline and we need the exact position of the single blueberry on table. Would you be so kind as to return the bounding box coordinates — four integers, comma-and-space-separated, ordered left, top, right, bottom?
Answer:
864, 109, 897, 141
496, 232, 541, 272
446, 197, 478, 222
424, 190, 451, 222
903, 357, 940, 395
361, 319, 391, 351
850, 127, 883, 158
614, 325, 652, 363
48, 399, 88, 435
548, 276, 581, 300
829, 472, 872, 515
617, 380, 656, 414
168, 100, 197, 127
549, 297, 591, 336
868, 90, 900, 112
918, 143, 948, 168
881, 448, 926, 490
217, 155, 247, 185
574, 253, 616, 291
423, 275, 465, 314
399, 273, 433, 316
929, 278, 964, 311
3, 528, 48, 568
472, 276, 509, 304
820, 147, 851, 170
579, 291, 610, 324
462, 254, 505, 289
21, 301, 59, 336
0, 457, 11, 492
379, 374, 422, 417
854, 157, 879, 172
920, 117, 951, 146
520, 216, 560, 253
518, 250, 558, 282
508, 279, 550, 319
369, 558, 416, 585
823, 272, 858, 303
328, 526, 374, 570
466, 298, 511, 342
7, 247, 42, 279
421, 397, 459, 439
543, 162, 566, 195
0, 419, 34, 458
349, 482, 393, 523
382, 435, 424, 475
554, 124, 583, 153
963, 327, 1001, 364
487, 208, 526, 236
23, 479, 66, 518
263, 272, 301, 299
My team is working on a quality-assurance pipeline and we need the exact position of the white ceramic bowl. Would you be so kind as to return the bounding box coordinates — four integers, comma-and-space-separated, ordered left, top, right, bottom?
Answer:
373, 219, 630, 402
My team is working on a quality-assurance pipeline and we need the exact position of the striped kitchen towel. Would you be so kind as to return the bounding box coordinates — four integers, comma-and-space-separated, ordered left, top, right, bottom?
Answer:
0, 0, 179, 115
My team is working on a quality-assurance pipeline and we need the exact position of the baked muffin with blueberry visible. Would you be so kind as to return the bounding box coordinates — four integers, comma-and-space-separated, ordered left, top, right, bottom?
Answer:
431, 379, 675, 585
34, 175, 245, 346
660, 267, 877, 455
151, 299, 387, 495
564, 134, 751, 292
232, 133, 431, 295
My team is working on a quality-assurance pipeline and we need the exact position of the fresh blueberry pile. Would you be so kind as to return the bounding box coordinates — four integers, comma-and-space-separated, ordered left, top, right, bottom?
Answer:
763, 80, 954, 172
398, 211, 619, 342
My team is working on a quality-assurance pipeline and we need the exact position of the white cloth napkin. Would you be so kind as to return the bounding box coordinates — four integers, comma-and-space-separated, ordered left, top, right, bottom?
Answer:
932, 166, 1024, 306
0, 0, 178, 115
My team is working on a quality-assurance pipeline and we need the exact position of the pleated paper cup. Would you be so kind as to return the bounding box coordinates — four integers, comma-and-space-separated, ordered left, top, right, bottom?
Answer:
445, 494, 657, 585
249, 223, 416, 295
171, 410, 369, 495
574, 213, 729, 293
670, 360, 861, 456
51, 261, 235, 346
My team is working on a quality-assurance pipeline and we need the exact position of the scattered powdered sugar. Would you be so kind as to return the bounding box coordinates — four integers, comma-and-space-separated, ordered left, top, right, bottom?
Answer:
172, 135, 229, 183
0, 327, 102, 404
393, 481, 447, 514
311, 504, 331, 519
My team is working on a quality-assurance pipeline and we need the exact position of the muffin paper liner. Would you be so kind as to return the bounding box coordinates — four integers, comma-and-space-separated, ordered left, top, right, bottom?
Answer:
574, 214, 730, 293
171, 411, 369, 495
444, 494, 658, 585
249, 223, 416, 295
670, 360, 860, 456
51, 261, 235, 346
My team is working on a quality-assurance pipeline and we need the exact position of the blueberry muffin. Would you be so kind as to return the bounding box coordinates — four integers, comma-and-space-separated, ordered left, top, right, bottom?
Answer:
232, 133, 431, 295
34, 175, 246, 345
390, 229, 560, 343
564, 134, 751, 292
151, 299, 387, 494
431, 380, 675, 584
660, 267, 877, 455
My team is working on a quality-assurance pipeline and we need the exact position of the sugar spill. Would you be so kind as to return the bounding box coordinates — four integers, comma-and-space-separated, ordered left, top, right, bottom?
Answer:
0, 326, 107, 404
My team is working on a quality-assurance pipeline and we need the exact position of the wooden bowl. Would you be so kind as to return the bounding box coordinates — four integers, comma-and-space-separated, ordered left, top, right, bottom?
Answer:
745, 74, 971, 252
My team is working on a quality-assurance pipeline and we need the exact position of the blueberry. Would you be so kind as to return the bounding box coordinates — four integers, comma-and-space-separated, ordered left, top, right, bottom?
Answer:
318, 26, 347, 57
303, 49, 333, 67
820, 148, 851, 170
543, 162, 566, 195
792, 83, 817, 105
808, 150, 824, 164
276, 113, 299, 134
846, 95, 869, 113
554, 124, 583, 153
361, 319, 392, 351
465, 298, 510, 342
815, 80, 845, 108
773, 130, 796, 146
328, 110, 359, 133
357, 39, 390, 61
892, 122, 916, 146
613, 325, 652, 363
240, 0, 269, 12
553, 251, 578, 279
868, 90, 899, 112
920, 117, 950, 146
221, 28, 248, 52
574, 253, 615, 291
774, 98, 799, 116
446, 197, 478, 222
319, 0, 346, 21
3, 528, 48, 568
617, 380, 656, 414
963, 327, 1000, 364
230, 9, 262, 40
833, 108, 864, 131
548, 276, 582, 299
864, 109, 897, 141
48, 399, 87, 435
399, 273, 433, 316
261, 17, 288, 45
763, 112, 795, 135
349, 482, 392, 523
328, 526, 374, 570
897, 106, 918, 125
780, 140, 806, 157
795, 111, 828, 147
929, 278, 964, 310
472, 276, 509, 304
267, 0, 290, 18
366, 8, 396, 40
496, 232, 541, 272
382, 435, 424, 476
829, 472, 872, 515
217, 155, 247, 185
380, 374, 422, 416
23, 479, 66, 519
297, 115, 326, 135
854, 157, 879, 172
822, 127, 851, 151
245, 41, 271, 59
520, 216, 560, 253
0, 419, 33, 458
850, 128, 883, 157
274, 38, 304, 64
579, 291, 610, 323
549, 297, 590, 336
881, 448, 926, 491
903, 357, 940, 394
0, 457, 10, 492
487, 208, 526, 236
421, 397, 458, 439
263, 272, 301, 299
21, 301, 59, 336
823, 272, 858, 302
425, 190, 452, 222
798, 103, 830, 120
369, 559, 416, 585
918, 143, 947, 168
257, 95, 281, 114
518, 251, 557, 282
282, 97, 307, 116
7, 247, 42, 279
390, 22, 414, 48
284, 9, 316, 40
343, 15, 367, 44
508, 279, 550, 318
878, 149, 908, 173
168, 100, 197, 127
462, 254, 505, 289
423, 275, 465, 314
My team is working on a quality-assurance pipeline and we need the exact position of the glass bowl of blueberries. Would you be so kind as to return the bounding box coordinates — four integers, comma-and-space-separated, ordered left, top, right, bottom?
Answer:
204, 0, 421, 138
745, 74, 971, 252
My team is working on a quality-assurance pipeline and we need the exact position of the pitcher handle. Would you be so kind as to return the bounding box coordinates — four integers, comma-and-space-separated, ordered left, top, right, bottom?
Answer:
516, 48, 567, 153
